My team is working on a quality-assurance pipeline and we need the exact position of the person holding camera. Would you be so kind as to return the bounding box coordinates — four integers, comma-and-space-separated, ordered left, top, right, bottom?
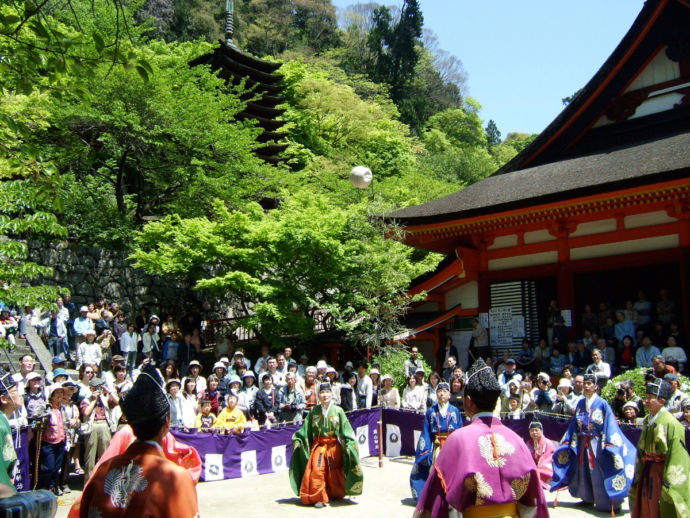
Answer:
553, 378, 579, 416
279, 372, 306, 423
613, 380, 645, 420
532, 372, 556, 413
80, 377, 117, 478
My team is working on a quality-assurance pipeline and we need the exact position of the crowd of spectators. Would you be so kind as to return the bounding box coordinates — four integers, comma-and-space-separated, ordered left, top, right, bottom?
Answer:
0, 286, 687, 495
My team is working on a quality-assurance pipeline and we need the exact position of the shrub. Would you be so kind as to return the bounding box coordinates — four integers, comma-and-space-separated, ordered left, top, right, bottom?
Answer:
601, 367, 690, 404
372, 346, 431, 393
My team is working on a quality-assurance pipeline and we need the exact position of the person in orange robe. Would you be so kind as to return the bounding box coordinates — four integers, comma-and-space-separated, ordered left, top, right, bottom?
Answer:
78, 365, 199, 517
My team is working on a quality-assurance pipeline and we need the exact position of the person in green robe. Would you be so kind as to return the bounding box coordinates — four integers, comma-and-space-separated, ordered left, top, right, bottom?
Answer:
0, 368, 22, 497
289, 382, 363, 507
629, 377, 690, 518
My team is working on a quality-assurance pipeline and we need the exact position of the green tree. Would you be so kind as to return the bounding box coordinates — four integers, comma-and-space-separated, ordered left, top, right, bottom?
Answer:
131, 191, 430, 347
485, 119, 501, 147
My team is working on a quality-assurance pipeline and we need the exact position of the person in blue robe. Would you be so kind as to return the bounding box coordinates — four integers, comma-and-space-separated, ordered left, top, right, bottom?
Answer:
410, 381, 462, 501
551, 373, 637, 513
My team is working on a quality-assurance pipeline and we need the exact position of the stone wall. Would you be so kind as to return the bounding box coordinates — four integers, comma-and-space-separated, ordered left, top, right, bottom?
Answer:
25, 241, 202, 313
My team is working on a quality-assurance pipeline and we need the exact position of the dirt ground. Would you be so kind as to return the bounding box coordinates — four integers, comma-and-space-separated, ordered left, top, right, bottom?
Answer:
54, 455, 630, 517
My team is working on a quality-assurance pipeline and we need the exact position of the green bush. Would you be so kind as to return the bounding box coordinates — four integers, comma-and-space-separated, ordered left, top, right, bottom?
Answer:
373, 346, 432, 393
601, 367, 690, 404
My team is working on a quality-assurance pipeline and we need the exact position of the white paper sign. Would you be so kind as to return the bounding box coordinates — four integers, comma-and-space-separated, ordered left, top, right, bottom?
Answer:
490, 307, 513, 346
271, 445, 288, 473
240, 449, 258, 478
356, 425, 370, 459
512, 316, 525, 338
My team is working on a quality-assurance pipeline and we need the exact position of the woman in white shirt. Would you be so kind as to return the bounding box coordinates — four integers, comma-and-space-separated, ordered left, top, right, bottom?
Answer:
119, 323, 139, 377
379, 374, 400, 409
142, 323, 160, 362
180, 377, 199, 428
402, 375, 426, 413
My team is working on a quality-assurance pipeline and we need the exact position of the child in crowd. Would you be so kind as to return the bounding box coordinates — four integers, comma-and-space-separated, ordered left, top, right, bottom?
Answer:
195, 400, 216, 431
38, 384, 67, 495
679, 402, 690, 429
505, 396, 524, 420
199, 375, 221, 416
24, 372, 47, 418
214, 393, 246, 434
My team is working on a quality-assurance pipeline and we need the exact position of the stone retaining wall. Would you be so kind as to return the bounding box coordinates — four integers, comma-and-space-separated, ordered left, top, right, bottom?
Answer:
25, 240, 202, 313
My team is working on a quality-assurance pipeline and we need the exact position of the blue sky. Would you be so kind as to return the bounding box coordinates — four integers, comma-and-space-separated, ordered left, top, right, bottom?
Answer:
331, 1, 645, 137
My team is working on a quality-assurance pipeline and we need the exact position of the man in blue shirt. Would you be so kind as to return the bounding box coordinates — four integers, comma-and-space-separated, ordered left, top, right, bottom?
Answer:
635, 336, 660, 368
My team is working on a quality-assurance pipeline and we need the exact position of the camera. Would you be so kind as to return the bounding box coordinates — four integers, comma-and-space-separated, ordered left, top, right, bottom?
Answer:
644, 369, 655, 382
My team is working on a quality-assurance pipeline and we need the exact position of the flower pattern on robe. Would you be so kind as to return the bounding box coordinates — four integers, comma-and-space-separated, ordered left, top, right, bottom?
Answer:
591, 409, 603, 425
667, 465, 687, 486
510, 473, 531, 500
478, 433, 515, 468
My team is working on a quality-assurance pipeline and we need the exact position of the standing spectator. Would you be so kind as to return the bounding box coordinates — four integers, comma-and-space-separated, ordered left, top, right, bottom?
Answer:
636, 336, 661, 368
338, 372, 358, 412
470, 318, 490, 360
241, 371, 259, 414
72, 306, 94, 348
0, 369, 22, 496
656, 288, 677, 325
58, 381, 80, 493
177, 333, 195, 376
425, 372, 441, 409
254, 345, 271, 374
279, 372, 306, 423
266, 357, 286, 389
572, 340, 590, 373
23, 372, 47, 418
303, 367, 318, 410
379, 374, 400, 409
38, 384, 67, 495
339, 361, 354, 383
442, 356, 457, 382
436, 337, 458, 375
44, 309, 68, 358
369, 369, 380, 406
254, 373, 279, 426
141, 323, 160, 363
61, 294, 76, 350
119, 323, 138, 378
80, 378, 117, 479
498, 358, 520, 395
355, 362, 372, 409
402, 375, 426, 413
96, 329, 117, 373
404, 346, 424, 379
76, 331, 101, 370
180, 378, 198, 428
517, 338, 537, 373
11, 354, 35, 395
166, 379, 184, 427
585, 348, 612, 385
614, 311, 636, 347
325, 368, 341, 405
111, 312, 127, 346
163, 331, 180, 363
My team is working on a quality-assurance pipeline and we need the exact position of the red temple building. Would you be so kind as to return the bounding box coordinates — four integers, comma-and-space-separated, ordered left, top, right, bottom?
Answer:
389, 0, 690, 368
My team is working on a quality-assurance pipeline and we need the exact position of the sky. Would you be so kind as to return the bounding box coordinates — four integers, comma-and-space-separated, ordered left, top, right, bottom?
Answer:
331, 0, 646, 137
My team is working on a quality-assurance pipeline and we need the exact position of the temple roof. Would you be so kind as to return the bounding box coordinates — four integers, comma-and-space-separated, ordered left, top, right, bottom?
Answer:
390, 0, 690, 229
390, 130, 690, 226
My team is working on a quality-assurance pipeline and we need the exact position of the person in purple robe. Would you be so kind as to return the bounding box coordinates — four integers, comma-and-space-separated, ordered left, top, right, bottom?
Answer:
550, 373, 636, 514
414, 359, 549, 518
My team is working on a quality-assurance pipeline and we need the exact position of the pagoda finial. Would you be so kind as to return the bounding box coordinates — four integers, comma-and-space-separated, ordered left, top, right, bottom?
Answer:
225, 0, 238, 49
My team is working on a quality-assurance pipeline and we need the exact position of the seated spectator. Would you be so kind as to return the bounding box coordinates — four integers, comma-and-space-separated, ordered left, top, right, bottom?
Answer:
253, 373, 279, 426
614, 311, 636, 348
679, 402, 690, 429
194, 399, 216, 431
214, 392, 246, 434
338, 372, 358, 412
199, 374, 221, 416
442, 356, 457, 383
662, 336, 687, 373
669, 321, 685, 348
650, 321, 667, 349
535, 338, 551, 371
526, 421, 556, 490
635, 336, 660, 368
379, 374, 400, 409
303, 367, 318, 410
618, 335, 635, 372
585, 349, 611, 385
402, 375, 425, 414
548, 348, 567, 377
516, 339, 536, 373
581, 304, 598, 334
601, 316, 615, 343
166, 379, 184, 427
279, 372, 305, 423
612, 380, 645, 420
119, 323, 138, 377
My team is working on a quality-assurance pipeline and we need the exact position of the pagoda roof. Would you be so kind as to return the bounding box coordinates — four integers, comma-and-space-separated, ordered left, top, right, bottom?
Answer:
390, 0, 690, 230
391, 130, 690, 227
